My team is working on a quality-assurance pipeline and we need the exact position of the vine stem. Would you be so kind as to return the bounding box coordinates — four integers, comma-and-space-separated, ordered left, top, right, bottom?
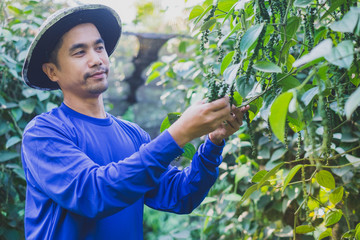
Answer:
7, 111, 23, 136
285, 145, 360, 164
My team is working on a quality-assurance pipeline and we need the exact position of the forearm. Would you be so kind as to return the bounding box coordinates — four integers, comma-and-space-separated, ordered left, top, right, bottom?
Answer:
145, 136, 224, 213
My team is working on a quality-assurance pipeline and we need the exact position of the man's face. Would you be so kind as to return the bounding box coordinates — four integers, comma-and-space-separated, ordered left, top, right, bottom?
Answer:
46, 23, 110, 98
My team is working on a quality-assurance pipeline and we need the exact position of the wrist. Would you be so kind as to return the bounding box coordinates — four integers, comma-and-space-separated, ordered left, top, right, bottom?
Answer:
208, 133, 224, 146
168, 123, 192, 148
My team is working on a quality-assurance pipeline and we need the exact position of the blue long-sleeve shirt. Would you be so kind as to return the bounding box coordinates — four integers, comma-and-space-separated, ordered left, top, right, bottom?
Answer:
21, 103, 224, 240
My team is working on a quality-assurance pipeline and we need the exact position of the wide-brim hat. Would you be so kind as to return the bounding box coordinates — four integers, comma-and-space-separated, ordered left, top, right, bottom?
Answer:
22, 4, 122, 91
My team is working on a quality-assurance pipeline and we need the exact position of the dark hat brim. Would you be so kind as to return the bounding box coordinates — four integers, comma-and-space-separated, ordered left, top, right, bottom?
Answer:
22, 4, 122, 90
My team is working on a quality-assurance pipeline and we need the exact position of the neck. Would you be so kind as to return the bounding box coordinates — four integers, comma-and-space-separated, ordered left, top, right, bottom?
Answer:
63, 94, 106, 119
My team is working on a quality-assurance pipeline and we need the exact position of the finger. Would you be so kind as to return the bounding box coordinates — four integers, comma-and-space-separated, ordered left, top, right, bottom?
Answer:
206, 96, 230, 112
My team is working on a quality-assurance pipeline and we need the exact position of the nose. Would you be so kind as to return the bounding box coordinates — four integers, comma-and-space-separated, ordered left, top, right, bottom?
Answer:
88, 49, 103, 67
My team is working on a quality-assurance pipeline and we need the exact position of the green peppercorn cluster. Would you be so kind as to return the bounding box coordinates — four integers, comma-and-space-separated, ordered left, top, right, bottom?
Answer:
304, 7, 315, 50
200, 4, 217, 52
205, 67, 230, 102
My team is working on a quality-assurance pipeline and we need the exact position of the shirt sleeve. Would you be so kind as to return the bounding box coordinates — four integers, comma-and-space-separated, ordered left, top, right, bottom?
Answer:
144, 135, 224, 214
21, 118, 183, 219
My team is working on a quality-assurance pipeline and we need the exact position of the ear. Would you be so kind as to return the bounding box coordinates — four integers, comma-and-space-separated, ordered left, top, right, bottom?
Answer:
42, 63, 59, 82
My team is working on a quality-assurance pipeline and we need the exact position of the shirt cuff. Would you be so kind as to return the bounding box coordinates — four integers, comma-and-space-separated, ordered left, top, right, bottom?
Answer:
198, 135, 224, 168
145, 130, 184, 166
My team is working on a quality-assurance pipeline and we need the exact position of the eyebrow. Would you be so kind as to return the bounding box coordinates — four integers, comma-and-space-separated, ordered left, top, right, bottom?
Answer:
68, 38, 105, 53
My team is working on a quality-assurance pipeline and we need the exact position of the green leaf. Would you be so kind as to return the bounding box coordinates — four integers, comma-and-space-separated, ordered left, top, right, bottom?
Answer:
253, 61, 282, 73
191, 5, 213, 31
200, 18, 216, 31
257, 162, 284, 189
277, 74, 301, 92
252, 170, 268, 183
321, 0, 346, 20
0, 151, 20, 163
19, 98, 37, 114
218, 0, 238, 12
236, 75, 256, 98
282, 164, 302, 193
301, 87, 319, 106
287, 116, 305, 133
232, 91, 243, 107
221, 51, 235, 74
355, 223, 360, 240
240, 23, 264, 52
189, 5, 204, 20
295, 225, 315, 234
7, 5, 22, 14
269, 92, 293, 143
283, 16, 301, 40
325, 210, 343, 227
12, 168, 26, 180
270, 148, 287, 162
345, 86, 360, 119
221, 2, 236, 25
160, 112, 181, 133
293, 39, 333, 67
329, 186, 344, 205
182, 143, 196, 160
330, 7, 359, 33
5, 136, 21, 149
200, 197, 217, 205
318, 228, 332, 240
146, 71, 161, 84
239, 183, 259, 205
248, 97, 263, 121
37, 91, 50, 101
224, 193, 242, 201
316, 170, 336, 189
325, 40, 354, 69
342, 230, 356, 239
294, 0, 313, 8
223, 63, 241, 85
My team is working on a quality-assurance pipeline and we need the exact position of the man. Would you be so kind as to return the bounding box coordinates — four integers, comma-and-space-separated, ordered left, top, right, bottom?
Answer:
21, 4, 249, 240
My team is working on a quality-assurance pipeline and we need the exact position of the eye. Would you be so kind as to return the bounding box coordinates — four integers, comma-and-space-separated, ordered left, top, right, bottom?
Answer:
73, 50, 85, 56
96, 45, 105, 52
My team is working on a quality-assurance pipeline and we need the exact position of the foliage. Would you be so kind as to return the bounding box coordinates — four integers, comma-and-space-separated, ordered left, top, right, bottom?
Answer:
0, 1, 63, 239
147, 0, 360, 239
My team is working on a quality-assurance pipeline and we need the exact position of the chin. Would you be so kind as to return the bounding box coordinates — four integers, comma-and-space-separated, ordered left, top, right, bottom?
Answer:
89, 82, 108, 95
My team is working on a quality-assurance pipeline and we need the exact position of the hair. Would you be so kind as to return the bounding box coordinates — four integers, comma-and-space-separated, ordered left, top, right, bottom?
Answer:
47, 36, 63, 69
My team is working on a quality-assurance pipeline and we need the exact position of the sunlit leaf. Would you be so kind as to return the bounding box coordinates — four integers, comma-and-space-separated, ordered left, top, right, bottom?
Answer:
257, 162, 284, 189
316, 170, 335, 189
318, 228, 332, 240
295, 225, 315, 234
294, 0, 313, 8
252, 170, 268, 183
189, 5, 204, 20
221, 51, 235, 74
269, 92, 293, 143
146, 71, 161, 84
282, 164, 302, 193
329, 186, 344, 205
325, 209, 343, 227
